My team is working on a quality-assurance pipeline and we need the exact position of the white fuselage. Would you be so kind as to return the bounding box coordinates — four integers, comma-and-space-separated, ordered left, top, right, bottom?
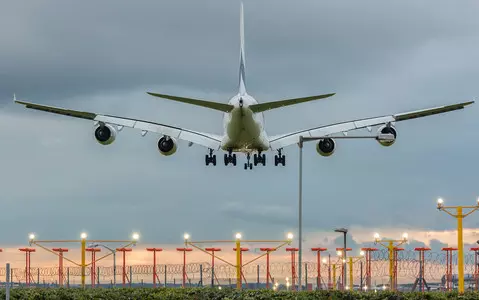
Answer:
221, 93, 269, 152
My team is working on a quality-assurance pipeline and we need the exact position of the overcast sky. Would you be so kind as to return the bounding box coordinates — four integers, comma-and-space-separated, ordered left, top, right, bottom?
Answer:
1, 0, 479, 256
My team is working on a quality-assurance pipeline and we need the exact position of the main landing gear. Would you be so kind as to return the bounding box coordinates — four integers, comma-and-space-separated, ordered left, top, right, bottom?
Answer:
205, 149, 216, 166
244, 153, 253, 170
253, 152, 266, 166
274, 149, 286, 166
224, 149, 237, 166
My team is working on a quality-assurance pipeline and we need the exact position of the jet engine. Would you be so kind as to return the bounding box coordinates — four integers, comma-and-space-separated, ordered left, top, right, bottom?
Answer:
316, 138, 335, 157
94, 123, 117, 145
377, 124, 397, 146
158, 136, 177, 156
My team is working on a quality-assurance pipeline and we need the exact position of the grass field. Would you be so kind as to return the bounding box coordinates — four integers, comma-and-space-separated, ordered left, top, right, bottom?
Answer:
0, 287, 477, 299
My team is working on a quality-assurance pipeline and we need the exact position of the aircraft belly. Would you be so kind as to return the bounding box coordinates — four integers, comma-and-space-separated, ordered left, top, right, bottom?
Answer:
223, 109, 268, 151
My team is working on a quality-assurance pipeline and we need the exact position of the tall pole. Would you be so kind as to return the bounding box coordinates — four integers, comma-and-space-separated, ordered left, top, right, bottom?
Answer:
298, 137, 303, 291
436, 198, 479, 294
113, 250, 116, 287
348, 257, 353, 290
388, 241, 393, 289
457, 206, 464, 293
236, 238, 241, 289
6, 263, 10, 300
343, 232, 347, 289
81, 237, 86, 288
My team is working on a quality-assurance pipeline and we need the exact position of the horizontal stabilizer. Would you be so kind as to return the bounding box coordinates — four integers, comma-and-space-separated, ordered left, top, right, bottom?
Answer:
147, 92, 234, 112
249, 93, 335, 113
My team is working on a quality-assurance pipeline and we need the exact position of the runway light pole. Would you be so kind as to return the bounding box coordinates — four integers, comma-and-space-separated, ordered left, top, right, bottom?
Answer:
297, 132, 394, 290
146, 248, 163, 288
334, 228, 348, 289
373, 232, 408, 290
436, 197, 479, 294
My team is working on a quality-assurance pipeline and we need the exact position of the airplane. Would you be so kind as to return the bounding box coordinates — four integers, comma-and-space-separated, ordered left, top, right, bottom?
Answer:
14, 3, 474, 170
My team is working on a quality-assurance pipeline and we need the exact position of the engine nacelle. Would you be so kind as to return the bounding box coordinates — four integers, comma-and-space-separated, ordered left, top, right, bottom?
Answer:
94, 123, 117, 145
377, 125, 397, 146
158, 136, 177, 156
316, 138, 335, 157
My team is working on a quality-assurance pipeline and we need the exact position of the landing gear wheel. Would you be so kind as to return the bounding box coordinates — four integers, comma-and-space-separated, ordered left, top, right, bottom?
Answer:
245, 153, 253, 170
274, 149, 285, 166
205, 149, 216, 166
253, 154, 258, 166
225, 151, 237, 166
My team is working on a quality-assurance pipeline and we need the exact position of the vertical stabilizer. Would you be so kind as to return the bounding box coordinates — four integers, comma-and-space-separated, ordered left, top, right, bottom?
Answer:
239, 2, 246, 95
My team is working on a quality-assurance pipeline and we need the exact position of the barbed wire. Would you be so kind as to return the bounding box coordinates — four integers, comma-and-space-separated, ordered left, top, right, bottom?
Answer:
2, 250, 477, 285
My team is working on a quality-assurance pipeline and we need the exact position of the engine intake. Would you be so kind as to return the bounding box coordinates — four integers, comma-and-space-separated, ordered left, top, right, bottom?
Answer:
316, 138, 335, 157
158, 136, 177, 156
94, 123, 116, 145
377, 125, 397, 146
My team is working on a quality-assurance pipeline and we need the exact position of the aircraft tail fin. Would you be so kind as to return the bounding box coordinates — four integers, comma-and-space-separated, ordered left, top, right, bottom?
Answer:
239, 2, 246, 96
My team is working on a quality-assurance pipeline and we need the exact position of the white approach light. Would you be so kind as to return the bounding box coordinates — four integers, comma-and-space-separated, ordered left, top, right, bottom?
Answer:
184, 233, 190, 240
80, 232, 87, 239
336, 250, 343, 256
287, 232, 294, 240
437, 198, 444, 208
374, 233, 380, 240
360, 250, 365, 256
235, 233, 242, 240
402, 232, 408, 240
322, 258, 327, 264
132, 233, 140, 241
29, 233, 35, 241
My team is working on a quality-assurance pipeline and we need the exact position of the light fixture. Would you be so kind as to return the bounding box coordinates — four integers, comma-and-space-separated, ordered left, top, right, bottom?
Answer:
287, 232, 294, 240
336, 250, 343, 256
80, 232, 87, 239
235, 233, 242, 240
437, 198, 444, 209
132, 233, 140, 241
183, 233, 190, 241
374, 233, 380, 240
402, 232, 408, 241
28, 233, 35, 241
322, 258, 327, 264
360, 250, 365, 256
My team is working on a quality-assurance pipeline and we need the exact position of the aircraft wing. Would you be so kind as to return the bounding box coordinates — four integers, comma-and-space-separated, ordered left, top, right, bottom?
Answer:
268, 101, 474, 150
14, 100, 223, 150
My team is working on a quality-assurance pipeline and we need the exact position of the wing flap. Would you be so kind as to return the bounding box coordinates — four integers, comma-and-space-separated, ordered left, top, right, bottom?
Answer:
147, 92, 234, 112
249, 93, 335, 113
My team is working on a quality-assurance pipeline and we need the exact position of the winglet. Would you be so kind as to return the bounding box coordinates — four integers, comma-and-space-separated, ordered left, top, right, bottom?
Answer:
13, 93, 16, 102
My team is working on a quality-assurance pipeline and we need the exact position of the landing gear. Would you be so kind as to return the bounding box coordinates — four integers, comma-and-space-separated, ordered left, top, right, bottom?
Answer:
224, 149, 237, 166
244, 153, 253, 170
205, 149, 216, 166
274, 149, 286, 166
253, 152, 266, 166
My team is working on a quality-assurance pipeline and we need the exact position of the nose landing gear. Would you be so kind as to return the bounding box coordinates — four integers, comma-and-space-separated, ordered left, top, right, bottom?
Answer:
244, 153, 253, 170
